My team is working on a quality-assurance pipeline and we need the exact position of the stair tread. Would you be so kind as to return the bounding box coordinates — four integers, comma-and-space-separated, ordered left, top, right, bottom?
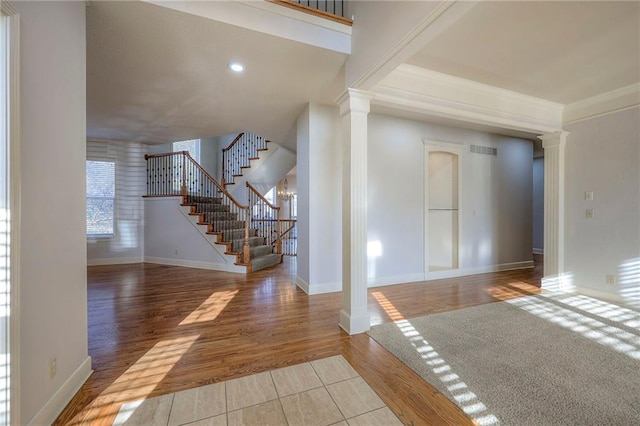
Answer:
250, 253, 283, 272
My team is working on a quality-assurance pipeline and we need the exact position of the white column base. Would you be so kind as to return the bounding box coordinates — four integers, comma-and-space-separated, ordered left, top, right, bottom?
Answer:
339, 309, 370, 335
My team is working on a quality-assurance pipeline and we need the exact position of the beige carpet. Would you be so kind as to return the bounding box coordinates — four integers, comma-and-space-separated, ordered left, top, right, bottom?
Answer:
367, 293, 640, 426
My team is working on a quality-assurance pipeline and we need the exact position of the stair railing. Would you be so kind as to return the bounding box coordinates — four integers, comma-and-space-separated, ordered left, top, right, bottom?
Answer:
278, 219, 297, 256
221, 132, 269, 187
246, 182, 281, 254
145, 151, 252, 264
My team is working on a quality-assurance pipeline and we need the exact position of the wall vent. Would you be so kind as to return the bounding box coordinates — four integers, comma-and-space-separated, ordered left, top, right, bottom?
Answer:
470, 145, 497, 156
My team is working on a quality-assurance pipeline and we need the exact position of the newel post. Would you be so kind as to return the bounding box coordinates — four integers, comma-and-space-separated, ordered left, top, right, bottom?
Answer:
181, 151, 187, 196
243, 207, 251, 269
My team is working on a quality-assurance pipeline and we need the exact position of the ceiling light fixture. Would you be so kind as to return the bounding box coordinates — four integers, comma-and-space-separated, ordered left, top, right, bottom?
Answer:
228, 62, 244, 73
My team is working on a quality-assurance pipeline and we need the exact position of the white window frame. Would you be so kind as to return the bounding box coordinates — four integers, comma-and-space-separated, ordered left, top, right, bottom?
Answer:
86, 160, 116, 238
1, 3, 20, 424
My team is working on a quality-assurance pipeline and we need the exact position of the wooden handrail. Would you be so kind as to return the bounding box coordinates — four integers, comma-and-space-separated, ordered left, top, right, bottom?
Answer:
222, 132, 245, 153
144, 151, 188, 160
183, 152, 248, 209
267, 0, 352, 26
246, 182, 280, 210
279, 223, 296, 238
252, 218, 296, 224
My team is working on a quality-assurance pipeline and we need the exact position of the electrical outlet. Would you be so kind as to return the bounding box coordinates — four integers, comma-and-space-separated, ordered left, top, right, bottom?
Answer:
606, 275, 616, 286
49, 356, 57, 380
585, 209, 594, 219
585, 191, 594, 201
175, 249, 179, 256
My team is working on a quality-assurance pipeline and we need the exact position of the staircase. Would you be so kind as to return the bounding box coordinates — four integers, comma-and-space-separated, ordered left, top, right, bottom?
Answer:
144, 150, 283, 273
183, 194, 282, 273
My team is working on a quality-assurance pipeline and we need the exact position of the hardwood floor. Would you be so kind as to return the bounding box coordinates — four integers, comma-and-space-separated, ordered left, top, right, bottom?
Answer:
55, 256, 542, 425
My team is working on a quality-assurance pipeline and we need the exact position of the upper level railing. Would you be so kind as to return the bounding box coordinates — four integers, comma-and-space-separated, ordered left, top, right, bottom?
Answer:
222, 132, 269, 187
268, 0, 350, 25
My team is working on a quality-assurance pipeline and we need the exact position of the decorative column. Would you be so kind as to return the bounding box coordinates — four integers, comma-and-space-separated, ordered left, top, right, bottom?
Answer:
337, 89, 373, 335
538, 131, 569, 288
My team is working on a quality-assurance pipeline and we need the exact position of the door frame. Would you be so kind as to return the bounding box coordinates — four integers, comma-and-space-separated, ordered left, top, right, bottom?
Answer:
423, 139, 464, 279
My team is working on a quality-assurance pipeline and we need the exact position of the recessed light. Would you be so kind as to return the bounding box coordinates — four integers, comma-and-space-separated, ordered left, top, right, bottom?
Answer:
228, 62, 244, 73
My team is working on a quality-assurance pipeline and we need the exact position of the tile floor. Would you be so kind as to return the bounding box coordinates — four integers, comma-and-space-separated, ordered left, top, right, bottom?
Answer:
112, 355, 402, 426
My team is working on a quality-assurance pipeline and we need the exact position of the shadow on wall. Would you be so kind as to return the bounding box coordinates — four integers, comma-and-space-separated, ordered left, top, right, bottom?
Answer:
619, 258, 640, 307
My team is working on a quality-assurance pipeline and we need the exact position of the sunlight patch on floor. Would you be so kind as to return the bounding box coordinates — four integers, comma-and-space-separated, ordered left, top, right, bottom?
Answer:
180, 290, 238, 325
377, 291, 499, 426
507, 296, 640, 360
394, 318, 499, 425
485, 281, 539, 301
68, 334, 200, 425
372, 291, 405, 322
547, 294, 640, 330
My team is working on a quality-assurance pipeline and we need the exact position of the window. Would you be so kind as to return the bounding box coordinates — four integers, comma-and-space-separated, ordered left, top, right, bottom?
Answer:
0, 8, 16, 424
173, 139, 200, 163
290, 194, 297, 219
265, 187, 276, 205
86, 160, 115, 236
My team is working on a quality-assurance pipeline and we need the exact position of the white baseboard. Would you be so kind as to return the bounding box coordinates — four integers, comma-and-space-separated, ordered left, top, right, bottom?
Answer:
87, 257, 143, 266
367, 261, 534, 287
575, 286, 626, 304
368, 273, 425, 288
296, 276, 341, 295
308, 281, 341, 295
27, 356, 93, 426
339, 309, 370, 335
425, 261, 534, 280
532, 248, 544, 255
143, 256, 243, 273
295, 276, 310, 294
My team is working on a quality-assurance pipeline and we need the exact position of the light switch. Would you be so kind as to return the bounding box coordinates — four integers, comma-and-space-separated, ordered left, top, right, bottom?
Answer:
585, 191, 594, 201
586, 209, 594, 219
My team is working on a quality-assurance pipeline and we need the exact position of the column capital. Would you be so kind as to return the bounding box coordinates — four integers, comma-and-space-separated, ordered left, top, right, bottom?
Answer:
337, 88, 374, 117
538, 130, 569, 149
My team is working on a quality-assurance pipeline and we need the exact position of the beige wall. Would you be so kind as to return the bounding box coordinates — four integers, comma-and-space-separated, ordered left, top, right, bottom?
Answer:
16, 1, 90, 423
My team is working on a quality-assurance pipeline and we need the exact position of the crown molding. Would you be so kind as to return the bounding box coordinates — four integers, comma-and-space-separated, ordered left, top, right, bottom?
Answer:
372, 64, 563, 135
563, 83, 640, 125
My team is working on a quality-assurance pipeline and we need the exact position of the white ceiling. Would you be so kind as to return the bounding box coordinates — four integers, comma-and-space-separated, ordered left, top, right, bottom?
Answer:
86, 1, 347, 146
406, 1, 640, 105
87, 1, 640, 148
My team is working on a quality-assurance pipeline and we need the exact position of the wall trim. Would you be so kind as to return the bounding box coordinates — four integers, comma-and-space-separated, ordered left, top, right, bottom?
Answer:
295, 276, 310, 294
143, 256, 243, 273
27, 357, 92, 426
563, 83, 640, 125
87, 257, 144, 266
373, 64, 563, 133
368, 273, 425, 288
296, 276, 341, 295
428, 261, 535, 281
533, 248, 544, 255
573, 287, 626, 305
368, 262, 534, 288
